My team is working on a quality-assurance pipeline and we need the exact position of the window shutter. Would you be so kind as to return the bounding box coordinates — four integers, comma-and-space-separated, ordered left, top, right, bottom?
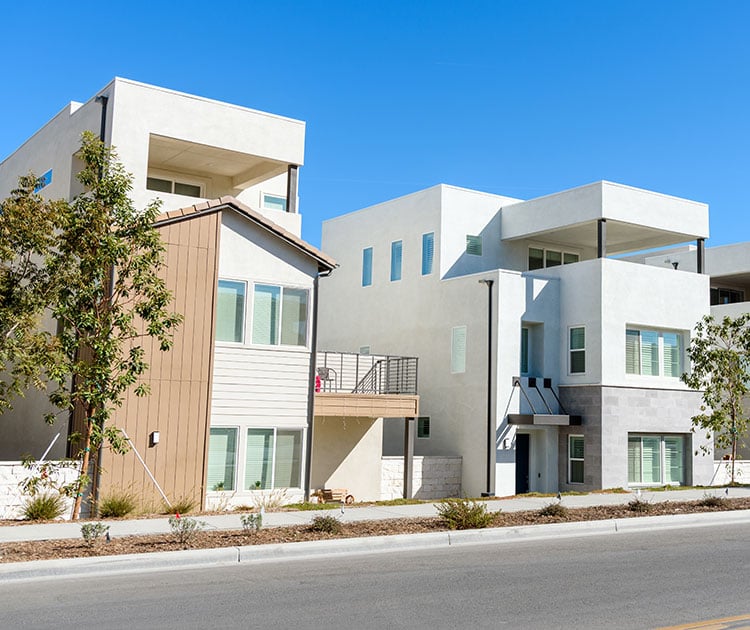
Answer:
422, 233, 434, 275
390, 240, 402, 281
451, 326, 467, 373
245, 429, 274, 490
207, 428, 237, 491
362, 247, 373, 287
252, 285, 280, 345
273, 430, 302, 488
280, 288, 308, 346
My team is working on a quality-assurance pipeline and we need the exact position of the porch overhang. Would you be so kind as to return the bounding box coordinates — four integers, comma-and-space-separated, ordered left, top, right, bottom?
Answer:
314, 393, 419, 418
508, 413, 582, 426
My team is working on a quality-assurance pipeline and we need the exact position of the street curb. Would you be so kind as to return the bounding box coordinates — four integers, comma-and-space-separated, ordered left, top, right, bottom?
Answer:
2, 509, 748, 582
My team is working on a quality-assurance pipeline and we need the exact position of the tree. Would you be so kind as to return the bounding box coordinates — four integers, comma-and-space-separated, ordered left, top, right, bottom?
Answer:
681, 313, 750, 485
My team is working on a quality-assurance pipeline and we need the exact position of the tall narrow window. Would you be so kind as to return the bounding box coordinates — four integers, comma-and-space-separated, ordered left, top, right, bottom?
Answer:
569, 327, 586, 374
568, 435, 584, 484
451, 325, 467, 374
520, 327, 529, 374
417, 417, 431, 439
422, 232, 434, 275
216, 280, 246, 342
362, 247, 373, 287
280, 288, 308, 346
252, 285, 280, 345
207, 428, 237, 491
390, 240, 403, 282
528, 248, 544, 270
245, 429, 274, 490
466, 235, 483, 256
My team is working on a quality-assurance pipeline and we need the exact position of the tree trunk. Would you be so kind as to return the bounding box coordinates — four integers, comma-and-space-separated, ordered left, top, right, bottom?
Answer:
71, 407, 94, 520
730, 408, 737, 486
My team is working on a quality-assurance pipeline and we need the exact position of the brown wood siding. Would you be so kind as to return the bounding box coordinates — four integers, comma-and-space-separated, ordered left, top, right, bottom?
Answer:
98, 212, 220, 512
314, 393, 419, 418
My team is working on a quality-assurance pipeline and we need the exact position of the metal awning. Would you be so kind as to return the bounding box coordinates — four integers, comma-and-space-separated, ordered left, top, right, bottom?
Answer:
508, 413, 582, 426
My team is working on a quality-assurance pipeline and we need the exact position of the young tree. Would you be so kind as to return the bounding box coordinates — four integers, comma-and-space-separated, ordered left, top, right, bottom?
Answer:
682, 313, 750, 485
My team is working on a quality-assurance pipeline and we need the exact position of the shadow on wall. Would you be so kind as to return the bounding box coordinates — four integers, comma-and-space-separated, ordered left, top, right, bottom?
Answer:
443, 213, 502, 280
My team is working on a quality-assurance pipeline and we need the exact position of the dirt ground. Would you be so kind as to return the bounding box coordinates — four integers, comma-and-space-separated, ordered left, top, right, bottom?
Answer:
2, 497, 749, 564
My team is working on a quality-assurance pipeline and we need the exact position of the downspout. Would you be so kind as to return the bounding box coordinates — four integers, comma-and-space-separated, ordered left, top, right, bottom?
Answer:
304, 268, 333, 501
479, 279, 494, 497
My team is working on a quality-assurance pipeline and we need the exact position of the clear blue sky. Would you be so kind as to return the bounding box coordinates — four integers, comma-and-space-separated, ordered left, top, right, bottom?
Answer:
1, 1, 748, 248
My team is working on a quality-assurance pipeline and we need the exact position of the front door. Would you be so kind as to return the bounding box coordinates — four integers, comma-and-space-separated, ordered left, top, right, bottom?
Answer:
515, 433, 530, 494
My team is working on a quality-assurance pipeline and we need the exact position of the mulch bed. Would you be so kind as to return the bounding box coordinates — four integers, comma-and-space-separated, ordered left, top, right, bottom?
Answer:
2, 497, 749, 564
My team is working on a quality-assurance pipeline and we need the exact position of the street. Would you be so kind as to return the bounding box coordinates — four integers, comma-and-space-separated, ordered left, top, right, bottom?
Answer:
1, 522, 748, 629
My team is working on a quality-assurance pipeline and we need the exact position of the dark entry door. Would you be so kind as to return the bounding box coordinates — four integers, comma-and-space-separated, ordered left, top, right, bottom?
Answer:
515, 433, 530, 494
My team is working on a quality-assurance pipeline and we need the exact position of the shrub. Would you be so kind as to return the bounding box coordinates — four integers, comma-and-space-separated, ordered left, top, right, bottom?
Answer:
168, 515, 206, 547
538, 502, 569, 518
310, 515, 343, 534
627, 497, 653, 513
98, 491, 136, 518
436, 498, 495, 530
240, 512, 263, 533
163, 496, 196, 515
23, 493, 66, 521
81, 522, 110, 548
697, 493, 727, 508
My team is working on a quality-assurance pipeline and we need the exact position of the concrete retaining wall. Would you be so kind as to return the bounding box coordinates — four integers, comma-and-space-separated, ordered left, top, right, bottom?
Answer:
381, 456, 462, 500
0, 461, 78, 520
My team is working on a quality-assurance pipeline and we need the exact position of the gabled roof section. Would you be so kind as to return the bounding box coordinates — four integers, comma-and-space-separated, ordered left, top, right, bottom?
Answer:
154, 196, 336, 271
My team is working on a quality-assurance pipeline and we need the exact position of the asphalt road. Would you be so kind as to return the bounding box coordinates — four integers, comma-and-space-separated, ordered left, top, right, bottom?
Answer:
2, 523, 748, 629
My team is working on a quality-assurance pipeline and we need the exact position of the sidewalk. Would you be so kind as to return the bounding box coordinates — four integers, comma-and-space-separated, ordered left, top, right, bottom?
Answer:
2, 487, 749, 544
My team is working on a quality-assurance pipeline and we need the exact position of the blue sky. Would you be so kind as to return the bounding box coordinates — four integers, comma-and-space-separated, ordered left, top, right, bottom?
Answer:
1, 1, 748, 247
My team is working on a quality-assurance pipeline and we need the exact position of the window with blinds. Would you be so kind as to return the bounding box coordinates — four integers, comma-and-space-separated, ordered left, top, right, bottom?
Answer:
390, 240, 402, 282
626, 328, 682, 377
628, 434, 685, 485
245, 428, 302, 490
568, 435, 584, 484
216, 280, 246, 342
252, 285, 308, 347
466, 235, 482, 256
569, 327, 586, 374
207, 428, 237, 491
422, 232, 434, 275
362, 247, 373, 287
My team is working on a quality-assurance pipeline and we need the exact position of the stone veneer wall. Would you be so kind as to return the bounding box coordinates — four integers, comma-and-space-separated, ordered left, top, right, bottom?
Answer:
381, 456, 462, 500
0, 461, 78, 520
712, 460, 750, 486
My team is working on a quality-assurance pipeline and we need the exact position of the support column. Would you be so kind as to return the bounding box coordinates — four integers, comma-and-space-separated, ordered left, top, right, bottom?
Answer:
597, 219, 607, 258
403, 417, 415, 499
286, 165, 298, 214
697, 238, 705, 274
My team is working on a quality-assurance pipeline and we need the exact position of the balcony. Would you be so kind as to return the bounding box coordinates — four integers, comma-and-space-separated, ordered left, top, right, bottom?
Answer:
314, 352, 419, 418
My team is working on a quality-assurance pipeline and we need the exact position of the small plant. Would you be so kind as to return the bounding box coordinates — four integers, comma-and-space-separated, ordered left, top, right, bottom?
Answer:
98, 491, 136, 518
168, 514, 206, 547
22, 493, 66, 521
697, 493, 727, 508
213, 481, 225, 491
240, 512, 263, 534
627, 497, 653, 513
309, 514, 344, 534
162, 496, 196, 515
80, 522, 110, 548
538, 502, 569, 518
436, 498, 495, 530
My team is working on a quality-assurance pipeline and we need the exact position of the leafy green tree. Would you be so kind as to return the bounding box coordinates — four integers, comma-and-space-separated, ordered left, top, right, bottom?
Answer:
682, 313, 750, 485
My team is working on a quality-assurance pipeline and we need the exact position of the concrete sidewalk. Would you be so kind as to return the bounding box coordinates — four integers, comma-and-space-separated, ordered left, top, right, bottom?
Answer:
2, 487, 749, 544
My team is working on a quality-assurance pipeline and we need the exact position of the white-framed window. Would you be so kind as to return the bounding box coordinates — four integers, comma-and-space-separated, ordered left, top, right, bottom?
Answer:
390, 240, 403, 282
207, 427, 238, 491
362, 247, 373, 287
359, 345, 371, 355
146, 176, 203, 198
520, 327, 529, 375
568, 435, 584, 484
626, 328, 682, 378
252, 285, 308, 347
417, 417, 431, 439
569, 326, 586, 374
466, 235, 483, 256
451, 325, 467, 374
262, 193, 287, 213
628, 434, 685, 486
528, 247, 580, 270
216, 280, 246, 343
422, 232, 434, 275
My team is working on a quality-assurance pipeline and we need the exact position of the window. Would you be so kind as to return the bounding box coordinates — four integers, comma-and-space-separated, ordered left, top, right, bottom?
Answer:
451, 325, 467, 373
520, 327, 529, 374
568, 435, 584, 484
628, 435, 685, 486
207, 428, 237, 491
245, 428, 302, 489
146, 176, 202, 198
359, 345, 371, 355
569, 327, 585, 374
390, 240, 402, 282
422, 232, 434, 275
252, 285, 308, 346
34, 169, 53, 192
262, 193, 287, 213
626, 328, 682, 377
710, 287, 745, 305
362, 247, 373, 287
417, 417, 431, 439
528, 247, 579, 270
466, 235, 483, 256
216, 280, 246, 342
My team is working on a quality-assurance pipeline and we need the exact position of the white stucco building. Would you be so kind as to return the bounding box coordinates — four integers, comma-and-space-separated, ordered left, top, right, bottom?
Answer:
319, 181, 730, 497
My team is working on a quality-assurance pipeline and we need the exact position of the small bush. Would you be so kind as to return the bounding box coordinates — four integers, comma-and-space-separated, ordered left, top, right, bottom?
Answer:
538, 502, 569, 518
627, 497, 653, 513
436, 498, 495, 530
81, 522, 110, 548
240, 512, 263, 533
163, 496, 196, 515
310, 515, 343, 534
98, 491, 136, 518
23, 493, 66, 521
168, 515, 206, 547
697, 493, 727, 508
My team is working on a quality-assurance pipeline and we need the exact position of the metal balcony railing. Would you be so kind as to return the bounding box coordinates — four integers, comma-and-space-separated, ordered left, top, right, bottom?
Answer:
316, 351, 418, 395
